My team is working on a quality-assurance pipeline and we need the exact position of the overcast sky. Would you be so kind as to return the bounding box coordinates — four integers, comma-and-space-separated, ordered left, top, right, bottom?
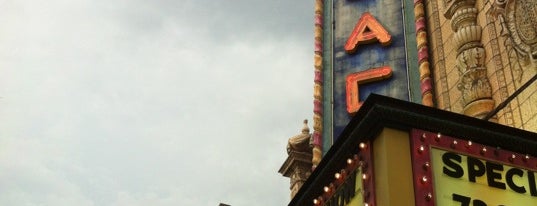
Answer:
0, 1, 314, 205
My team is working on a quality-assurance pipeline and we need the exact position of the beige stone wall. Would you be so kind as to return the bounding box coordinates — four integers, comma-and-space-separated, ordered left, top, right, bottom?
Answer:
425, 0, 537, 132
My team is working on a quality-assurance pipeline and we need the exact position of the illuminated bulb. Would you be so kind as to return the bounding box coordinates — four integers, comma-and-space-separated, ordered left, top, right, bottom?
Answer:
510, 154, 516, 162
313, 199, 318, 204
435, 133, 442, 142
451, 140, 458, 148
525, 154, 530, 162
359, 142, 367, 149
423, 162, 430, 171
364, 203, 369, 206
420, 133, 427, 141
335, 173, 341, 179
362, 174, 368, 180
418, 145, 425, 153
421, 176, 428, 183
466, 141, 472, 148
347, 158, 353, 165
481, 147, 487, 155
425, 192, 433, 201
324, 186, 330, 193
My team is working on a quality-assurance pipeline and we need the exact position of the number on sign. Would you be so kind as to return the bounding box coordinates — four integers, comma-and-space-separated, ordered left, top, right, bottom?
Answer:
452, 193, 507, 206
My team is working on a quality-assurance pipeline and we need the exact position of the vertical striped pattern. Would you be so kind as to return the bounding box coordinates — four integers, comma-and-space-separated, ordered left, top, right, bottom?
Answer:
312, 0, 324, 170
414, 0, 434, 107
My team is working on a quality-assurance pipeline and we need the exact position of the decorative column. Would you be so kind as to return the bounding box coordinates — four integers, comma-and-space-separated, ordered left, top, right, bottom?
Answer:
444, 0, 495, 118
312, 0, 324, 170
414, 0, 435, 107
279, 120, 313, 198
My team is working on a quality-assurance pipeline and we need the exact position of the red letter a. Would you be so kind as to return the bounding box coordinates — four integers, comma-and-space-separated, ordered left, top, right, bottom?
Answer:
344, 12, 392, 54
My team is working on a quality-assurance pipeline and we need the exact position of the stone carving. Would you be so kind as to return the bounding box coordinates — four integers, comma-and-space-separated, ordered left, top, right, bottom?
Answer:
505, 0, 537, 56
445, 0, 495, 118
287, 120, 313, 154
492, 0, 537, 81
456, 47, 485, 73
290, 167, 312, 190
279, 120, 313, 198
458, 68, 492, 104
431, 0, 452, 110
484, 13, 515, 126
506, 38, 526, 82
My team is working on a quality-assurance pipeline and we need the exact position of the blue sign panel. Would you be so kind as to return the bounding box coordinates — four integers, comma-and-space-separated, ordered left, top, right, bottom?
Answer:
322, 0, 419, 145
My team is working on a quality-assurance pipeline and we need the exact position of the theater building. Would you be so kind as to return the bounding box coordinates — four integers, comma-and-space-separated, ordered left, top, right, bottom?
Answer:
279, 0, 537, 205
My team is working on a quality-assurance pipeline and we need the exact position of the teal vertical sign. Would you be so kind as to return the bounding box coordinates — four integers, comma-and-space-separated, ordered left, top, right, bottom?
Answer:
322, 0, 420, 152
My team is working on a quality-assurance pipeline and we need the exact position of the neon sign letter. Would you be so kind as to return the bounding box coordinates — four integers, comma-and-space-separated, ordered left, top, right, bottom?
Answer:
346, 66, 393, 114
345, 12, 392, 53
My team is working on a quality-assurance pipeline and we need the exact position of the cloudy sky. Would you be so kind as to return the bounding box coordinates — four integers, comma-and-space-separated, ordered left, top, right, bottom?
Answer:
0, 1, 314, 205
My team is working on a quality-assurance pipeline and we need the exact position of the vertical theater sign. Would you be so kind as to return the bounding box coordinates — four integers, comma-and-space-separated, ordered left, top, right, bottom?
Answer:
344, 12, 393, 115
318, 0, 423, 148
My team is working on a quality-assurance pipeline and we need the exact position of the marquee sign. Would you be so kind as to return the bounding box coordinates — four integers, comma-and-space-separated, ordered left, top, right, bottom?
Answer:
411, 129, 537, 206
289, 95, 537, 206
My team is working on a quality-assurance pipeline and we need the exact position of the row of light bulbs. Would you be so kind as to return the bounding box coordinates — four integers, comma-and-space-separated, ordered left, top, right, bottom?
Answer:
313, 142, 372, 206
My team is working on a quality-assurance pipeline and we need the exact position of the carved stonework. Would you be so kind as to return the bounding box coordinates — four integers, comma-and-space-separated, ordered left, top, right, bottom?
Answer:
485, 11, 515, 126
287, 120, 313, 154
492, 0, 537, 82
458, 68, 491, 102
455, 47, 485, 74
444, 0, 495, 118
280, 151, 313, 198
290, 166, 312, 194
429, 0, 451, 110
504, 0, 537, 56
279, 120, 313, 198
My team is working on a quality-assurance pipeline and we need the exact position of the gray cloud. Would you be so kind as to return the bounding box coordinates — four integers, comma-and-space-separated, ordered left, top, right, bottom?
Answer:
0, 0, 314, 205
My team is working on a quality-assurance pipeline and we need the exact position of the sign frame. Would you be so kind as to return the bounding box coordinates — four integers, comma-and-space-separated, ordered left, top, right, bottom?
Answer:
411, 129, 537, 206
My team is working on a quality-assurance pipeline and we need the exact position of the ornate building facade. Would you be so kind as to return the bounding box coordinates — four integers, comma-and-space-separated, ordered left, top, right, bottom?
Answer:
280, 0, 537, 203
427, 0, 537, 128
